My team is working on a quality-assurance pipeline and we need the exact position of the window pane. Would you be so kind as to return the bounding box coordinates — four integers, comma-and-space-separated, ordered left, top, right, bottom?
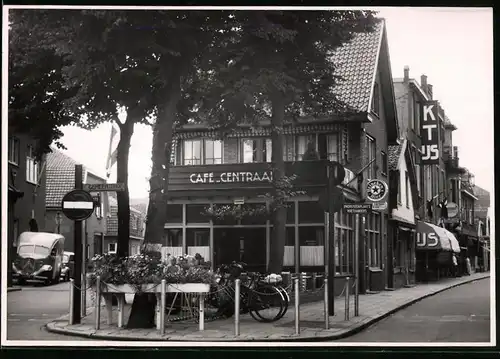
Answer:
298, 226, 324, 246
297, 136, 308, 160
240, 204, 268, 225
327, 134, 339, 162
242, 140, 255, 163
265, 139, 272, 162
163, 228, 183, 247
298, 201, 324, 223
186, 204, 210, 223
183, 141, 193, 163
193, 140, 202, 164
186, 228, 210, 247
286, 202, 295, 224
205, 140, 214, 160
214, 140, 222, 162
166, 204, 183, 223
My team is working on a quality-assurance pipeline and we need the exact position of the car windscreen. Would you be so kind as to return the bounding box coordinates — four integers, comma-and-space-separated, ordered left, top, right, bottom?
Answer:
18, 245, 34, 257
34, 245, 50, 256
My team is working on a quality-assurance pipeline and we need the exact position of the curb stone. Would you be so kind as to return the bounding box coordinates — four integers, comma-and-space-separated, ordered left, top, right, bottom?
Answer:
7, 287, 22, 293
45, 275, 490, 342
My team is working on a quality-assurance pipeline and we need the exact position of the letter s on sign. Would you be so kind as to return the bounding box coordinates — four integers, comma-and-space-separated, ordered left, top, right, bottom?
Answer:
421, 144, 439, 161
427, 233, 439, 247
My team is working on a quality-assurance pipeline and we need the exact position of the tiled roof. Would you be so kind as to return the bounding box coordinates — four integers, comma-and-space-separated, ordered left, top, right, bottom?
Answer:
331, 20, 384, 112
387, 144, 402, 171
106, 196, 145, 237
45, 148, 104, 208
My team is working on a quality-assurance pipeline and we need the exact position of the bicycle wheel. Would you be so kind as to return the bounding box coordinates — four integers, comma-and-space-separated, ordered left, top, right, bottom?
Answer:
274, 285, 290, 319
249, 285, 286, 323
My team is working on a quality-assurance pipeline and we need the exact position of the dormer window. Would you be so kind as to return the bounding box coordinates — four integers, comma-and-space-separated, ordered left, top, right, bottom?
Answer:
371, 82, 380, 116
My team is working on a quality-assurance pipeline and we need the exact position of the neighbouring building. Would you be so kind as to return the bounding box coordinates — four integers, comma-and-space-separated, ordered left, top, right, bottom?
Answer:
7, 133, 47, 284
45, 149, 109, 259
103, 195, 145, 256
387, 137, 419, 288
393, 68, 462, 282
474, 185, 491, 271
165, 19, 400, 295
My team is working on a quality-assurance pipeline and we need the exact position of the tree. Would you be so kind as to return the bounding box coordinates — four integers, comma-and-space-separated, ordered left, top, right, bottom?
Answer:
184, 11, 378, 273
8, 10, 80, 160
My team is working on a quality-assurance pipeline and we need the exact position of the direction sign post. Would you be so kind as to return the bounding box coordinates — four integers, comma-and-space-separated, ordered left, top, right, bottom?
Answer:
83, 183, 125, 192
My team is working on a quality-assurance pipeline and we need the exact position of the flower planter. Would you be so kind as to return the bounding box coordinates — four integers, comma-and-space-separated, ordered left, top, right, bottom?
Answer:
100, 282, 210, 294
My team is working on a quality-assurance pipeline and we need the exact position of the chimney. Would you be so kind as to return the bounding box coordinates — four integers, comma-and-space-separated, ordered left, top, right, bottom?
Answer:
427, 84, 433, 99
404, 66, 410, 82
420, 74, 428, 92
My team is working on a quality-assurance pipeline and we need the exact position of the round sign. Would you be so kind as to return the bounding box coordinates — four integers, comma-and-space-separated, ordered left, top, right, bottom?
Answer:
446, 202, 458, 218
61, 189, 95, 221
328, 161, 346, 186
366, 179, 388, 202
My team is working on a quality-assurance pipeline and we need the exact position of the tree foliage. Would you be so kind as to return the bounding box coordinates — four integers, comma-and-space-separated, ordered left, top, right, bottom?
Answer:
8, 11, 81, 160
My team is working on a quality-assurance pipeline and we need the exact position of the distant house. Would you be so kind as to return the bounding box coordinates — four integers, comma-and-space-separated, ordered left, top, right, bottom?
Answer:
45, 149, 109, 259
104, 195, 145, 256
387, 138, 419, 288
7, 133, 47, 264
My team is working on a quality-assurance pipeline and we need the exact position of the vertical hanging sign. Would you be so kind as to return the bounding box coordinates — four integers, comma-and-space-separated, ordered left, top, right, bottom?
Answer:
420, 100, 440, 164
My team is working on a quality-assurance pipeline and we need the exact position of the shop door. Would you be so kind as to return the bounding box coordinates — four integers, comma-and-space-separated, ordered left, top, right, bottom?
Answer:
240, 228, 266, 271
214, 229, 240, 268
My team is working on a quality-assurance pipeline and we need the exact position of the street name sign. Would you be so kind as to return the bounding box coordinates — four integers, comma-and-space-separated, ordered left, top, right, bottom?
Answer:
372, 201, 388, 211
343, 203, 373, 214
83, 183, 125, 192
61, 189, 95, 221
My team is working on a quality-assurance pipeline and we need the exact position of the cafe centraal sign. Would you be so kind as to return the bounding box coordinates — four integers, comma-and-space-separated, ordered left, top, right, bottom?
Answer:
190, 171, 273, 184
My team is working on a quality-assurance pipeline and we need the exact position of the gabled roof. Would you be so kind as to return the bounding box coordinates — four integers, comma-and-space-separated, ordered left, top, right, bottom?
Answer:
331, 20, 384, 113
45, 149, 106, 208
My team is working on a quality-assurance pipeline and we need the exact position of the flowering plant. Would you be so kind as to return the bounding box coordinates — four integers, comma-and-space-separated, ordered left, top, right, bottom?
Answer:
88, 252, 216, 291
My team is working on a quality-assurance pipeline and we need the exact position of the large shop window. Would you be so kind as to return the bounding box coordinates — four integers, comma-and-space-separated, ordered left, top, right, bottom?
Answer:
365, 212, 381, 268
166, 204, 183, 224
335, 210, 354, 274
186, 204, 210, 224
183, 139, 222, 165
162, 228, 183, 258
298, 201, 324, 224
26, 146, 39, 184
240, 203, 268, 225
365, 135, 376, 179
275, 227, 295, 267
186, 228, 210, 260
299, 226, 324, 267
286, 202, 295, 224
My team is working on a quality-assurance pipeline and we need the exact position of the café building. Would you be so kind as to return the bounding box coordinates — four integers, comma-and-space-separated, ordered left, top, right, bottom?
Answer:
163, 20, 400, 294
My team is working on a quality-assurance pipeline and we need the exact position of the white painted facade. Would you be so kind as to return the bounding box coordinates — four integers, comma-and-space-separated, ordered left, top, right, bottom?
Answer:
391, 139, 415, 225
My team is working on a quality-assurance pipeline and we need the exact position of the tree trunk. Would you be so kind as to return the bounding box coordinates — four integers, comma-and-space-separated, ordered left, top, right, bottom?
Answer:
128, 76, 180, 329
268, 93, 286, 274
116, 118, 135, 259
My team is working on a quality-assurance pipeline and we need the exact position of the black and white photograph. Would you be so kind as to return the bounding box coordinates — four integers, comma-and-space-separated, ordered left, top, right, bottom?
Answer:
2, 6, 494, 347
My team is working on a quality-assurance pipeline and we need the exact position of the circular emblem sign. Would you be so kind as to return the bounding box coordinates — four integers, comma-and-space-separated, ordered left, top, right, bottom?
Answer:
61, 189, 95, 221
366, 179, 388, 202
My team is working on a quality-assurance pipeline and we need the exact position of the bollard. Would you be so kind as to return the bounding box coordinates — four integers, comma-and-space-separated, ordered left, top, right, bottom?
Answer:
160, 279, 166, 335
344, 277, 350, 321
235, 279, 240, 336
198, 293, 205, 331
312, 273, 317, 291
294, 277, 300, 335
323, 278, 329, 330
94, 276, 101, 330
69, 278, 75, 325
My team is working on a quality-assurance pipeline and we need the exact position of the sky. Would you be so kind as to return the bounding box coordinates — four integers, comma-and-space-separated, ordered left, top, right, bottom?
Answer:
56, 7, 494, 200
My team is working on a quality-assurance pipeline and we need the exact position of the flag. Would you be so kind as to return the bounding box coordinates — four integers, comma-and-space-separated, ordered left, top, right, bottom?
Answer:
106, 123, 120, 178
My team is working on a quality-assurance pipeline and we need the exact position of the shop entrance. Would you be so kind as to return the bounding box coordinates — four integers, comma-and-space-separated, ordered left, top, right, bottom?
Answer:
214, 228, 267, 271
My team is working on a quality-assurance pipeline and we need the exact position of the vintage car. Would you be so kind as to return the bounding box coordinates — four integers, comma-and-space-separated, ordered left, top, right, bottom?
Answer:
60, 251, 75, 282
12, 232, 65, 286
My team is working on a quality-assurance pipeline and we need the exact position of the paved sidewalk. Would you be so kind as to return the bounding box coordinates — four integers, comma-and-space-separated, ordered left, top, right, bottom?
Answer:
46, 272, 490, 342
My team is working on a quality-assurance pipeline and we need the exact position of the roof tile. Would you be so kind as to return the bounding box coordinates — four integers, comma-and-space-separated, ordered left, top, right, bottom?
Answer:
331, 20, 384, 113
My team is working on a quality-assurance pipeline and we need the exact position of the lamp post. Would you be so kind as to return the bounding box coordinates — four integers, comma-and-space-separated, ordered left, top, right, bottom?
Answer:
55, 212, 62, 234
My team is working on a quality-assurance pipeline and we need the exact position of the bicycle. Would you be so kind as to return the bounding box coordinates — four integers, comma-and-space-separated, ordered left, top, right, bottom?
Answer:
206, 262, 287, 323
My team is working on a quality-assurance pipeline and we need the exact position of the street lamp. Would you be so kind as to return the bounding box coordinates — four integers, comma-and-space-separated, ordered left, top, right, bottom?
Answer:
55, 212, 62, 234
